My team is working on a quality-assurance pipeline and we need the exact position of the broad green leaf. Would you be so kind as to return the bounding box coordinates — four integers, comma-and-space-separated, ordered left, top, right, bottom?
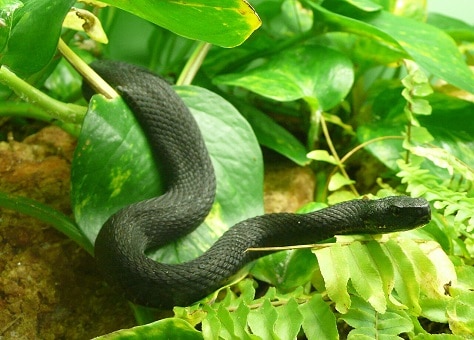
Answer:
344, 241, 387, 313
215, 45, 354, 111
229, 98, 309, 165
94, 317, 203, 339
341, 295, 413, 338
311, 3, 474, 94
299, 294, 338, 340
364, 11, 474, 94
343, 0, 382, 12
427, 13, 474, 42
280, 0, 313, 34
314, 243, 351, 313
98, 0, 261, 48
71, 86, 263, 264
0, 0, 23, 53
253, 0, 313, 39
102, 9, 197, 76
0, 0, 76, 76
72, 96, 160, 244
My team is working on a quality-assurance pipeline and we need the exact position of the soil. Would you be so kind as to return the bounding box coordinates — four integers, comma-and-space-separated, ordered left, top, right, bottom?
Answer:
0, 126, 315, 339
0, 126, 134, 339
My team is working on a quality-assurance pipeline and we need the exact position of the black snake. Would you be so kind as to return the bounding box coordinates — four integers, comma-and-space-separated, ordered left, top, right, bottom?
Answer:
83, 60, 431, 309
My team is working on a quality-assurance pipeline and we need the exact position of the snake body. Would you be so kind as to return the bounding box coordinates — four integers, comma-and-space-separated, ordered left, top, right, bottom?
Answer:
86, 61, 431, 309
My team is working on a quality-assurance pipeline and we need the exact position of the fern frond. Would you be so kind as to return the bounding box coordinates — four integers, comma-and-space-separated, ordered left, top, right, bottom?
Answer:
397, 159, 474, 233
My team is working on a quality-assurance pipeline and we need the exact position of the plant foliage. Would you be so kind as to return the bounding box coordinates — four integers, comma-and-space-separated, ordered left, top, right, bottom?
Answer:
0, 0, 473, 338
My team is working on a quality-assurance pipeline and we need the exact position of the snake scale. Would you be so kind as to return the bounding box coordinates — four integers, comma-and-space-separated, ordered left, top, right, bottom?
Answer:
83, 60, 431, 309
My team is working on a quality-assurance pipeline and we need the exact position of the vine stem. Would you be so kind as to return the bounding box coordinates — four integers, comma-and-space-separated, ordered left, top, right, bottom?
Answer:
0, 102, 81, 136
0, 65, 87, 124
320, 114, 359, 196
177, 42, 211, 86
322, 135, 404, 199
57, 38, 118, 99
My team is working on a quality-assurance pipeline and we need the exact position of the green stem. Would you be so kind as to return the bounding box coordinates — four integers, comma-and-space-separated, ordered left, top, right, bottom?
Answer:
177, 42, 211, 86
58, 39, 117, 99
0, 102, 55, 122
0, 65, 87, 124
306, 100, 321, 149
0, 191, 93, 255
0, 102, 81, 136
320, 114, 359, 196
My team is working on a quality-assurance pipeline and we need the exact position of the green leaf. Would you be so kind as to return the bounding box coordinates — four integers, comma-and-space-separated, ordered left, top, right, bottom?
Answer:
247, 299, 279, 340
71, 86, 263, 264
397, 160, 474, 232
94, 317, 203, 339
447, 291, 474, 337
99, 0, 261, 48
400, 239, 456, 300
251, 249, 318, 290
0, 0, 76, 76
254, 0, 313, 39
343, 0, 382, 12
274, 298, 304, 339
202, 282, 308, 340
328, 172, 356, 192
409, 146, 474, 181
202, 305, 221, 340
341, 296, 413, 339
314, 243, 351, 313
215, 302, 255, 340
307, 149, 338, 165
72, 96, 160, 243
344, 241, 387, 313
311, 4, 474, 94
229, 98, 309, 165
0, 0, 22, 53
365, 241, 395, 302
412, 334, 466, 340
365, 11, 474, 94
427, 13, 474, 42
215, 45, 354, 111
299, 294, 338, 340
357, 90, 474, 174
382, 240, 421, 314
0, 191, 91, 253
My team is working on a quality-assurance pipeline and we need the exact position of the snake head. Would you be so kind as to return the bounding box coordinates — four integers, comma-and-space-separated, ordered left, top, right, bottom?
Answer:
363, 196, 431, 233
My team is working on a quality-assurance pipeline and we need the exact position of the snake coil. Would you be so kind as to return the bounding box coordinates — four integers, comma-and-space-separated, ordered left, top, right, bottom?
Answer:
84, 61, 431, 309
